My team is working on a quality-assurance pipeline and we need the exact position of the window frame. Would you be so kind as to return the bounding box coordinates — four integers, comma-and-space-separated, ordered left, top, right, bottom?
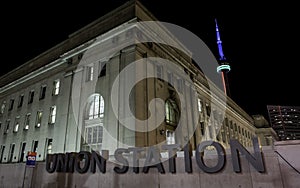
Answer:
28, 90, 35, 104
52, 79, 60, 96
35, 111, 43, 128
24, 113, 31, 130
49, 106, 56, 124
86, 65, 94, 82
13, 116, 20, 133
39, 85, 47, 100
17, 94, 24, 108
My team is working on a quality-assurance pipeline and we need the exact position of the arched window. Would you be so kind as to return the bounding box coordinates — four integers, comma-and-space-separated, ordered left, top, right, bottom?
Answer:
83, 94, 105, 152
165, 99, 179, 126
87, 94, 104, 120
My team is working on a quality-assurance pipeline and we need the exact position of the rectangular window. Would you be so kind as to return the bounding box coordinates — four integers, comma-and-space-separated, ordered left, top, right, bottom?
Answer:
24, 113, 31, 130
45, 138, 53, 155
86, 127, 92, 144
0, 145, 5, 163
52, 79, 60, 96
8, 143, 15, 162
39, 85, 47, 100
8, 99, 14, 111
200, 122, 205, 135
18, 94, 24, 108
221, 128, 226, 143
36, 111, 43, 127
49, 106, 56, 124
166, 130, 175, 145
99, 62, 106, 77
19, 142, 26, 162
98, 126, 103, 143
28, 90, 34, 104
86, 66, 94, 81
32, 140, 38, 153
4, 120, 10, 134
198, 98, 202, 112
13, 117, 20, 133
206, 104, 211, 117
0, 102, 5, 114
85, 126, 103, 144
92, 127, 98, 143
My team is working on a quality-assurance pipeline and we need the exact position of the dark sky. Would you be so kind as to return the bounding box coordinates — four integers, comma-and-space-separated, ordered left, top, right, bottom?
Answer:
1, 1, 299, 119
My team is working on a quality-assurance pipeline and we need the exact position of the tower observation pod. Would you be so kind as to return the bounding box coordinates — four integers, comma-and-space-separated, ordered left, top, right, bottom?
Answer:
215, 19, 231, 97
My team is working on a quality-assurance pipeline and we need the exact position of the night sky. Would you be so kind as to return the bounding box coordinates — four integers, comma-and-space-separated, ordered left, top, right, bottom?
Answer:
1, 1, 299, 120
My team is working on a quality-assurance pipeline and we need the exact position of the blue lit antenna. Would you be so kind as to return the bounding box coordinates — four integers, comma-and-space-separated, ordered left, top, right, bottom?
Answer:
215, 19, 226, 61
215, 19, 231, 96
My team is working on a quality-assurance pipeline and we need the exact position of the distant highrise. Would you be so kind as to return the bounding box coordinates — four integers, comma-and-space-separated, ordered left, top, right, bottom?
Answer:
267, 105, 300, 140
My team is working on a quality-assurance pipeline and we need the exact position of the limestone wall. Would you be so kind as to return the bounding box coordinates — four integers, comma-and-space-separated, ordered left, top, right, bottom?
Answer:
0, 144, 299, 188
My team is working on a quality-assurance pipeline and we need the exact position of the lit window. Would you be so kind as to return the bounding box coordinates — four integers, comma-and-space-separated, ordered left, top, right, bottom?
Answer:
83, 125, 104, 152
24, 113, 31, 130
166, 130, 175, 144
53, 79, 60, 96
13, 117, 20, 133
49, 106, 56, 124
36, 111, 43, 127
84, 94, 105, 152
46, 138, 53, 154
88, 95, 104, 120
85, 126, 103, 144
165, 99, 180, 126
39, 85, 47, 100
197, 98, 202, 112
87, 66, 94, 81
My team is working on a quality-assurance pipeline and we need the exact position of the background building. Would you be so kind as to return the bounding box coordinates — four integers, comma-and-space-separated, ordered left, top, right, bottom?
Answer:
267, 105, 300, 140
252, 114, 279, 146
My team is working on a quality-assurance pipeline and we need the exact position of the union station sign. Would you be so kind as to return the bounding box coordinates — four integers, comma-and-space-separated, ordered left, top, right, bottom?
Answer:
46, 138, 265, 174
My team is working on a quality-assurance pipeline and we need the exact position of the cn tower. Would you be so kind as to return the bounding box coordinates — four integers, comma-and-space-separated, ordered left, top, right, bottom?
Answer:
215, 19, 231, 97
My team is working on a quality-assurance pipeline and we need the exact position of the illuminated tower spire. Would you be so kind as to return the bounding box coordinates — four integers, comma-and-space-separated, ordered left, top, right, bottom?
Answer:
215, 19, 231, 97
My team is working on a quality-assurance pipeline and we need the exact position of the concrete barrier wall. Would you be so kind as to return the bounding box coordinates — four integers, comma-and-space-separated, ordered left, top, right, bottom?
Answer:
0, 146, 299, 188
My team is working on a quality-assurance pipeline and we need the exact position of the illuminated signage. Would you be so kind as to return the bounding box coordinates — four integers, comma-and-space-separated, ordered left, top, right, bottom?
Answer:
46, 138, 265, 174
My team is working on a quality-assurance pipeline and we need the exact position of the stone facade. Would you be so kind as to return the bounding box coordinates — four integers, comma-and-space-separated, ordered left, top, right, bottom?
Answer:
0, 0, 271, 166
